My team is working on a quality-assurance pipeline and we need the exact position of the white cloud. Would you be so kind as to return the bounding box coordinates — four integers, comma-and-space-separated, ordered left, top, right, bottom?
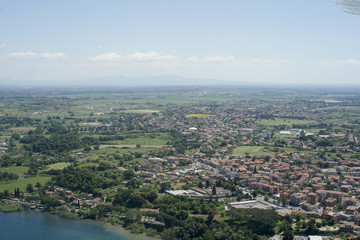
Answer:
127, 51, 178, 61
128, 51, 159, 60
202, 56, 235, 62
319, 58, 360, 66
186, 56, 199, 62
7, 51, 66, 59
0, 44, 6, 48
89, 52, 122, 61
41, 52, 66, 58
246, 58, 289, 64
8, 51, 38, 57
89, 51, 179, 62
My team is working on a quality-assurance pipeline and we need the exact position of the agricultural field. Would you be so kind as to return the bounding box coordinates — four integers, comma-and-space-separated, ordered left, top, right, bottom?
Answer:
0, 166, 29, 177
0, 175, 52, 192
230, 146, 276, 157
185, 114, 216, 118
45, 162, 71, 171
256, 118, 317, 127
0, 86, 360, 239
100, 133, 170, 146
121, 110, 160, 114
9, 127, 37, 133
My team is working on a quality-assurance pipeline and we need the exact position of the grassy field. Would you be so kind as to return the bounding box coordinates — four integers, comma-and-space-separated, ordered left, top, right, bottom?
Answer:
279, 147, 313, 154
0, 175, 52, 192
78, 162, 99, 168
9, 127, 37, 132
0, 166, 29, 177
81, 122, 102, 126
185, 149, 198, 156
0, 204, 22, 213
100, 144, 164, 149
185, 114, 216, 118
230, 146, 275, 157
46, 162, 71, 171
121, 109, 160, 114
95, 147, 157, 155
256, 118, 317, 127
101, 133, 170, 146
272, 134, 294, 140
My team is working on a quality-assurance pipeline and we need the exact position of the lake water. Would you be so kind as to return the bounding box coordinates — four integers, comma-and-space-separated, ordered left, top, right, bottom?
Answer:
0, 211, 149, 240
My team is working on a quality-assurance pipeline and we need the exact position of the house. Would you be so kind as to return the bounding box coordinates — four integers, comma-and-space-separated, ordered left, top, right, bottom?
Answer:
346, 206, 357, 215
340, 185, 352, 193
339, 223, 354, 233
326, 198, 337, 207
307, 192, 319, 205
290, 193, 305, 206
308, 236, 322, 240
343, 197, 357, 207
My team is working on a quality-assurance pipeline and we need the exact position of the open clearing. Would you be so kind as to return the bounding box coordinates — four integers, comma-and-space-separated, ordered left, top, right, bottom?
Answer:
0, 166, 29, 177
185, 114, 216, 118
0, 175, 52, 192
101, 133, 170, 146
81, 122, 101, 126
256, 118, 317, 126
46, 162, 71, 171
121, 109, 160, 114
100, 144, 165, 149
230, 146, 275, 157
9, 127, 37, 132
96, 147, 158, 155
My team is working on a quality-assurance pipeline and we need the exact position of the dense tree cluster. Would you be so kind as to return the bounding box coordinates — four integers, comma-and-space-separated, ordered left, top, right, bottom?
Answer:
227, 208, 279, 236
0, 171, 18, 181
21, 134, 82, 153
54, 165, 118, 194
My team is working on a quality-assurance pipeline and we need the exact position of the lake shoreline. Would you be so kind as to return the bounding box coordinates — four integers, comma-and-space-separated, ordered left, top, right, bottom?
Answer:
0, 207, 157, 240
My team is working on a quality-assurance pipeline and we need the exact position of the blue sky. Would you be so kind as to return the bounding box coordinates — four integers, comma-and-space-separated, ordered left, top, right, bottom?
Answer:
1, 0, 360, 85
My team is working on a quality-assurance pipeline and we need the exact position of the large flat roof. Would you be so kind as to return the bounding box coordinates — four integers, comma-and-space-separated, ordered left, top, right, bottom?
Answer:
228, 200, 277, 210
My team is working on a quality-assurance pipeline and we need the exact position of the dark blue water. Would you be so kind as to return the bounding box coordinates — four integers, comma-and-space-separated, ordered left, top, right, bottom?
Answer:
0, 211, 148, 240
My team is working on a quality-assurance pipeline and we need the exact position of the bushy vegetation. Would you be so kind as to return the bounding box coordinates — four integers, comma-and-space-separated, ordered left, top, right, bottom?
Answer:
54, 165, 118, 194
0, 171, 19, 181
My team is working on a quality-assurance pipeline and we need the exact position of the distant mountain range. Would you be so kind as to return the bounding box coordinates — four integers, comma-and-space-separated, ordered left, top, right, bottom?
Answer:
1, 76, 359, 89
0, 75, 248, 88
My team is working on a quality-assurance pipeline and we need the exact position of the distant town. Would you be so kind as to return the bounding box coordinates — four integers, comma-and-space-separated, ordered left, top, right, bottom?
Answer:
1, 86, 360, 240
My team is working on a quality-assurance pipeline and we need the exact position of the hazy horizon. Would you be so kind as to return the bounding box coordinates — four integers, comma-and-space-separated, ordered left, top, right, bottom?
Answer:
1, 0, 360, 86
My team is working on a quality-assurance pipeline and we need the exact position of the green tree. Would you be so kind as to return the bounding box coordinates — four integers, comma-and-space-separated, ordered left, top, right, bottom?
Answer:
4, 189, 9, 198
175, 210, 189, 220
113, 189, 133, 205
26, 183, 34, 193
206, 180, 211, 188
294, 212, 303, 221
123, 170, 135, 180
283, 225, 294, 240
127, 192, 146, 208
126, 209, 142, 221
160, 182, 171, 193
126, 179, 142, 189
84, 146, 91, 152
212, 186, 217, 195
305, 218, 319, 235
264, 194, 270, 202
14, 188, 20, 198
